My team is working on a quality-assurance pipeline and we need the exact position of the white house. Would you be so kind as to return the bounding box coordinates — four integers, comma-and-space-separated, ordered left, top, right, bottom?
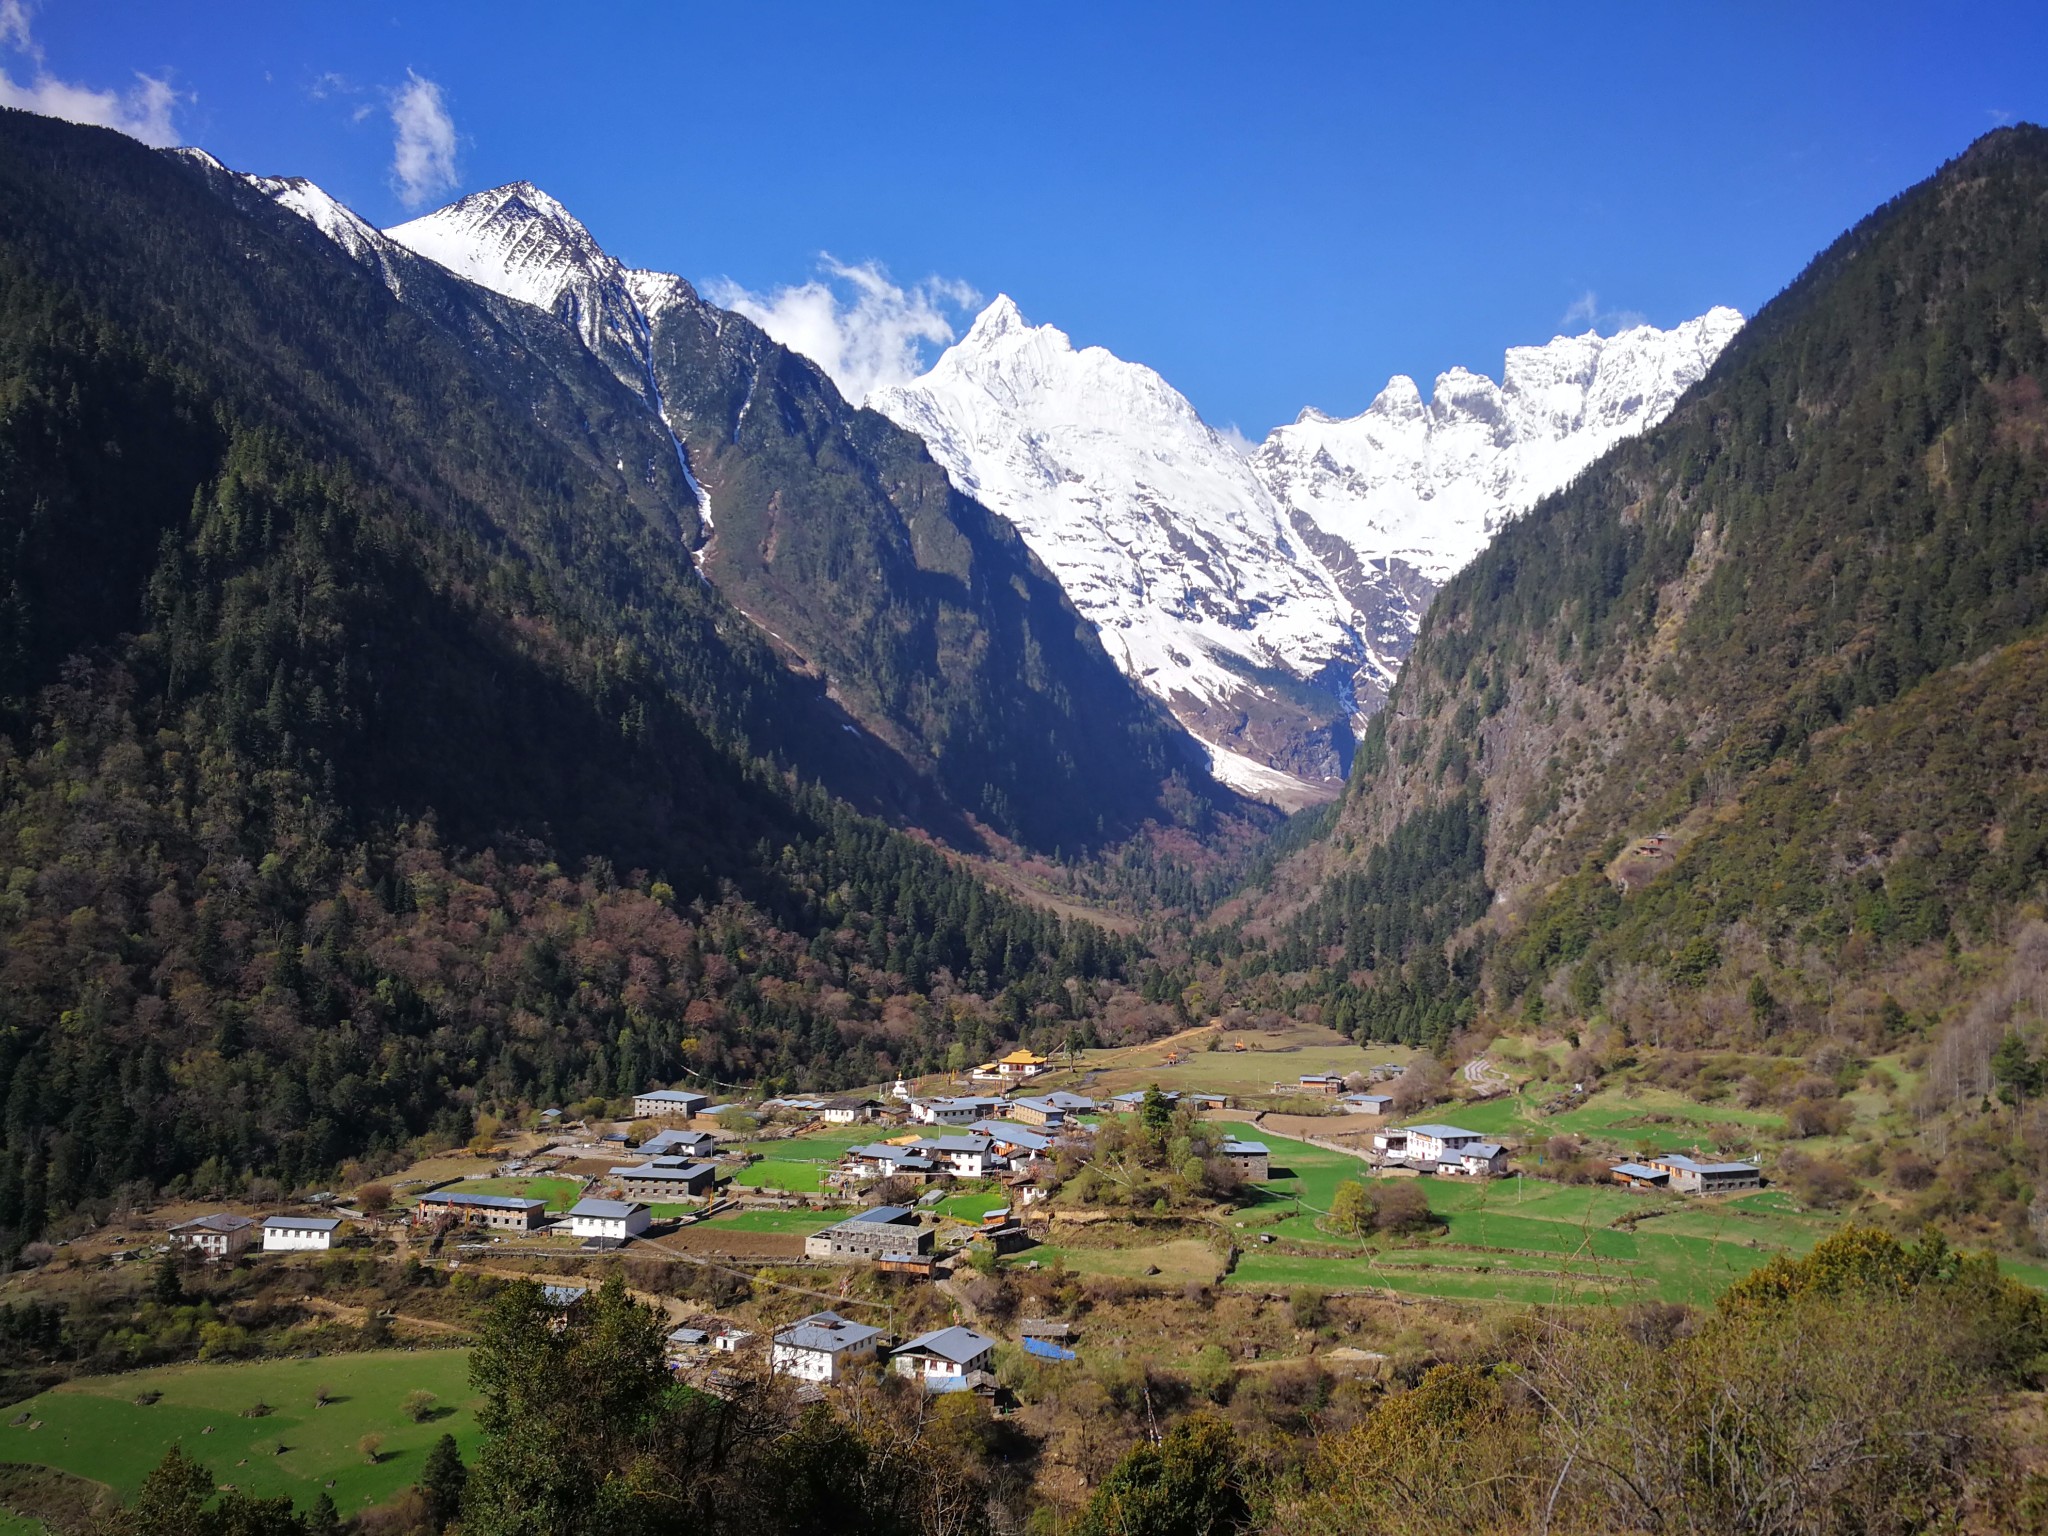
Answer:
914, 1133, 1004, 1177
771, 1310, 882, 1383
913, 1096, 1003, 1125
972, 1120, 1053, 1157
820, 1096, 879, 1125
565, 1198, 651, 1242
891, 1325, 997, 1389
261, 1215, 342, 1252
1397, 1124, 1490, 1165
632, 1088, 709, 1120
1454, 1143, 1509, 1177
168, 1212, 256, 1260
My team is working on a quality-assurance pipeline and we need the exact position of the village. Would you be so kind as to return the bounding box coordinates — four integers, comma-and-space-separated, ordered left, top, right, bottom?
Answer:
125, 1032, 1773, 1412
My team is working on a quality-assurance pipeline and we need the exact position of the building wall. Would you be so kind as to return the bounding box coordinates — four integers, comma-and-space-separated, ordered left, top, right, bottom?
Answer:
262, 1228, 333, 1251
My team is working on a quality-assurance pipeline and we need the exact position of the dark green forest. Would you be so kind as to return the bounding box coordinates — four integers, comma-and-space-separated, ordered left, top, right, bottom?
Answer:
0, 110, 1150, 1243
1224, 126, 2048, 1051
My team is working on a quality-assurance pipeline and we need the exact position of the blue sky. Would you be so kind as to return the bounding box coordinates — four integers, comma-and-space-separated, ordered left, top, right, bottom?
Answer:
8, 1, 2047, 435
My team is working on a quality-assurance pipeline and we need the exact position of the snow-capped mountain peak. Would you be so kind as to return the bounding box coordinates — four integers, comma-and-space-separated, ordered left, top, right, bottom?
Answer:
873, 299, 1368, 797
877, 299, 1743, 800
384, 182, 657, 397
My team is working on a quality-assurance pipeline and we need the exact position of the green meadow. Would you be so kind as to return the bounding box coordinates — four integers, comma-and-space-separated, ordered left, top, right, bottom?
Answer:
1221, 1128, 1843, 1306
0, 1349, 480, 1526
728, 1127, 876, 1193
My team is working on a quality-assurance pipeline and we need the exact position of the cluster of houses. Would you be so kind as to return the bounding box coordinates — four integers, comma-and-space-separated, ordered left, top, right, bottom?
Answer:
1611, 1152, 1763, 1194
168, 1212, 347, 1259
751, 1310, 1001, 1392
1370, 1123, 1511, 1177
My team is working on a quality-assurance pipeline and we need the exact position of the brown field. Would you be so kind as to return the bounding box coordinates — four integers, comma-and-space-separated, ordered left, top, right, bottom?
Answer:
649, 1228, 806, 1261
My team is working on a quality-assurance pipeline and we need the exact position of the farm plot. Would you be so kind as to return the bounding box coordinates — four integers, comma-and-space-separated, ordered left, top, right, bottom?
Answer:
1220, 1129, 1841, 1306
0, 1349, 479, 1525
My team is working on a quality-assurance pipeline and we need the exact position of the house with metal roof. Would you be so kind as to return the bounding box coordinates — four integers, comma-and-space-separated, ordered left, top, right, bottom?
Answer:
168, 1212, 256, 1261
1396, 1125, 1490, 1164
1219, 1139, 1270, 1180
632, 1088, 709, 1120
637, 1128, 717, 1160
842, 1143, 940, 1181
1453, 1143, 1509, 1177
820, 1095, 880, 1125
566, 1198, 650, 1242
1108, 1089, 1181, 1113
1612, 1161, 1671, 1189
261, 1215, 343, 1252
973, 1120, 1053, 1156
1340, 1093, 1395, 1116
1004, 1097, 1067, 1128
412, 1190, 549, 1232
1649, 1153, 1762, 1194
912, 1096, 1005, 1125
805, 1206, 931, 1261
891, 1326, 997, 1389
771, 1310, 882, 1383
609, 1159, 717, 1201
911, 1133, 1004, 1177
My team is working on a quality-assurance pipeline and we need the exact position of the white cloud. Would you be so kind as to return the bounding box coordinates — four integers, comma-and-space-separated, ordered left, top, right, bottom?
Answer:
1560, 289, 1648, 335
1215, 423, 1261, 458
705, 257, 980, 403
0, 0, 184, 146
388, 70, 457, 209
0, 0, 34, 56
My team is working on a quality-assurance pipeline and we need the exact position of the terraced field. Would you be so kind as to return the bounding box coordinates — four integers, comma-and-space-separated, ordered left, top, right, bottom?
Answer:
1219, 1128, 1843, 1306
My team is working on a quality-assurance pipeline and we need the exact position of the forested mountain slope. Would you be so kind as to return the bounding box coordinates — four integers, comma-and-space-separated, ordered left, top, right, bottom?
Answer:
1250, 126, 2048, 1053
0, 110, 1148, 1240
268, 172, 1222, 852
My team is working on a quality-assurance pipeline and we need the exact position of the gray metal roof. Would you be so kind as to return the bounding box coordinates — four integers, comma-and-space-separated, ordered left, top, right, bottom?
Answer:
1462, 1144, 1505, 1159
614, 1161, 715, 1181
895, 1325, 996, 1364
850, 1205, 916, 1224
1613, 1162, 1668, 1179
636, 1089, 706, 1104
1661, 1154, 1761, 1175
568, 1198, 644, 1219
1402, 1124, 1482, 1139
775, 1310, 881, 1353
1221, 1139, 1269, 1156
419, 1191, 546, 1211
172, 1213, 255, 1233
262, 1216, 342, 1231
923, 1134, 994, 1153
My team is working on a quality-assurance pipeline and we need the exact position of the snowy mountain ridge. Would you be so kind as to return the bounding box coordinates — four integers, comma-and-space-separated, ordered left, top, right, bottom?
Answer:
875, 299, 1742, 799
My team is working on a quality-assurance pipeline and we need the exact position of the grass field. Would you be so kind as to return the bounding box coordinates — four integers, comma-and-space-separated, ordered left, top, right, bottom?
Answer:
703, 1209, 848, 1234
422, 1175, 585, 1211
1020, 1238, 1224, 1285
728, 1128, 876, 1193
1024, 1023, 1414, 1105
934, 1190, 1011, 1223
1437, 1086, 1785, 1154
1214, 1127, 1844, 1306
0, 1350, 480, 1524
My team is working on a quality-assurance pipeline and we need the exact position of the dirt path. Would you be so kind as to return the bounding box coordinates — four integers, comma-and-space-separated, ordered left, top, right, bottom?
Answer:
296, 1295, 472, 1337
